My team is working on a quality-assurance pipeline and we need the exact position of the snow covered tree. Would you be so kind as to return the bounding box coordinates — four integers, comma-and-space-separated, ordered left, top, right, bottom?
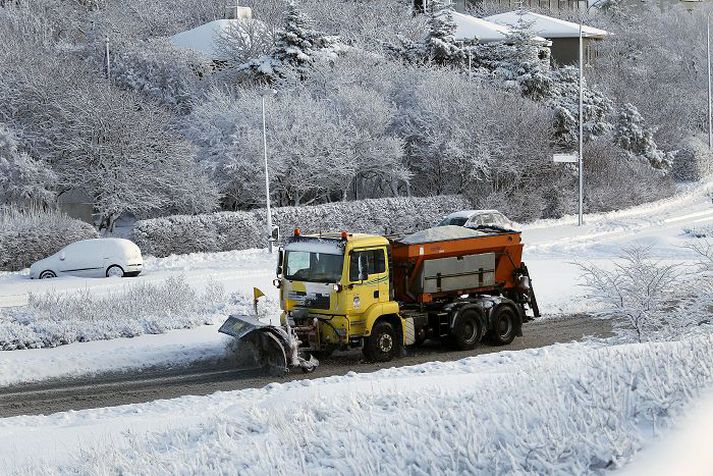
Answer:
424, 0, 465, 65
239, 0, 338, 83
549, 66, 613, 146
469, 18, 552, 100
0, 123, 55, 208
215, 18, 275, 67
111, 39, 212, 113
614, 103, 672, 170
385, 0, 466, 67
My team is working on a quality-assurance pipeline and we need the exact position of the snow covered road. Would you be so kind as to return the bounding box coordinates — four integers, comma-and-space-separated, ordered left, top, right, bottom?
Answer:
0, 182, 710, 394
0, 315, 611, 417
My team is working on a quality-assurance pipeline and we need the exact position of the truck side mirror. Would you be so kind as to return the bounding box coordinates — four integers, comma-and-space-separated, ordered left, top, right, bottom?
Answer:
270, 225, 279, 242
276, 249, 283, 277
357, 254, 368, 282
59, 251, 66, 261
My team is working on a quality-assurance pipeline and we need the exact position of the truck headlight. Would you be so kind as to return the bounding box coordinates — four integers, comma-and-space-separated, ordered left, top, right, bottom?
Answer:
333, 283, 343, 292
273, 278, 281, 289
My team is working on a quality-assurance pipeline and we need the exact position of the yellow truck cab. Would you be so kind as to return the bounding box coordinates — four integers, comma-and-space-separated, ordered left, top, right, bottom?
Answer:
277, 230, 413, 361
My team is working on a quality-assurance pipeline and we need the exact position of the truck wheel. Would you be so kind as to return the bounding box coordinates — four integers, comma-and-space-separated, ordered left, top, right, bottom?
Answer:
450, 310, 481, 350
491, 306, 517, 346
364, 321, 397, 362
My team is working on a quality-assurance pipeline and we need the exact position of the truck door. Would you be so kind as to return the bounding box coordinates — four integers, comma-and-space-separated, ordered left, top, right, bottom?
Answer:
348, 247, 389, 314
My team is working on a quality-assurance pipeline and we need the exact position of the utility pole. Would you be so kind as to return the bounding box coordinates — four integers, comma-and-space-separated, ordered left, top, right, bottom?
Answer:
578, 22, 584, 227
262, 96, 273, 253
706, 13, 713, 149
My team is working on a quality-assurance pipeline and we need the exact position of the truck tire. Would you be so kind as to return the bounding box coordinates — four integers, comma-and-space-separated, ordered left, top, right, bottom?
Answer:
364, 321, 397, 362
491, 306, 517, 346
450, 310, 481, 350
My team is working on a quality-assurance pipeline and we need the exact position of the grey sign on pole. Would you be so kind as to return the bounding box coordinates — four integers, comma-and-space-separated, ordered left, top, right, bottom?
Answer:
552, 153, 579, 163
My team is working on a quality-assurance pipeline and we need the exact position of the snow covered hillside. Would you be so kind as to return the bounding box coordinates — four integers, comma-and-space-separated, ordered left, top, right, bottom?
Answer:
3, 336, 713, 474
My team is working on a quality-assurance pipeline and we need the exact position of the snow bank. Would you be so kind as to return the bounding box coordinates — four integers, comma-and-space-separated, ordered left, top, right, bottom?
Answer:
0, 276, 241, 350
133, 195, 470, 257
6, 336, 713, 474
0, 207, 98, 271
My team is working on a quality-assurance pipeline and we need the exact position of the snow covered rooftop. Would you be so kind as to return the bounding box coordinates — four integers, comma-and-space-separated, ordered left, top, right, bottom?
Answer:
453, 12, 548, 44
484, 11, 608, 39
169, 18, 266, 59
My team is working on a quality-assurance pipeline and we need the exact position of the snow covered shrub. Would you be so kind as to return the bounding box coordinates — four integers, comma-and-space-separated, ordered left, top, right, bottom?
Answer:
132, 211, 263, 257
132, 195, 470, 257
0, 123, 55, 208
578, 246, 706, 343
584, 136, 675, 213
0, 276, 234, 350
683, 224, 713, 239
0, 206, 98, 271
265, 195, 470, 236
673, 134, 713, 182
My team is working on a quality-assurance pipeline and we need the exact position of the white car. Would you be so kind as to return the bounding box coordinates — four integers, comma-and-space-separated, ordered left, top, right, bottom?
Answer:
437, 210, 517, 231
29, 238, 144, 279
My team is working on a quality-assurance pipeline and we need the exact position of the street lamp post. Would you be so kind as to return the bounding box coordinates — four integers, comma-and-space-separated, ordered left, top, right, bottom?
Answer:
706, 12, 713, 149
261, 95, 274, 253
578, 22, 584, 227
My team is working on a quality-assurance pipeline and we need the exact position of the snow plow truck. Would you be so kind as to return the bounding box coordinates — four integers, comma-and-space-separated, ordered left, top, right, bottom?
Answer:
219, 225, 540, 374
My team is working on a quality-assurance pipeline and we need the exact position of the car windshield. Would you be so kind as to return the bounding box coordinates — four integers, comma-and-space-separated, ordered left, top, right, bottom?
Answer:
438, 217, 468, 226
284, 251, 343, 283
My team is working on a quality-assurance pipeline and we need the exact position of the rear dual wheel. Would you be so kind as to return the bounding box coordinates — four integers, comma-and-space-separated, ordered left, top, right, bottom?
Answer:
449, 310, 481, 351
490, 306, 517, 346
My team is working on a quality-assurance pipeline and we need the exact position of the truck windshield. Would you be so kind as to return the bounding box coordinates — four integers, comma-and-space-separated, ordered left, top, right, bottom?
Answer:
284, 251, 343, 283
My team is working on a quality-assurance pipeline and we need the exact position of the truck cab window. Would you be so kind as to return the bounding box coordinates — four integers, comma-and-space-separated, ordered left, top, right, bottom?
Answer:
349, 249, 386, 281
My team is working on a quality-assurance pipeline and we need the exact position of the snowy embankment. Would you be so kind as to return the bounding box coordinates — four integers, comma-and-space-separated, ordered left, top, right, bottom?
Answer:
3, 336, 713, 474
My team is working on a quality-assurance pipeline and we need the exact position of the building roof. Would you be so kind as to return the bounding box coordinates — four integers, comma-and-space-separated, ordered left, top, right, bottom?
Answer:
452, 12, 548, 44
484, 11, 608, 39
169, 18, 266, 59
453, 12, 513, 42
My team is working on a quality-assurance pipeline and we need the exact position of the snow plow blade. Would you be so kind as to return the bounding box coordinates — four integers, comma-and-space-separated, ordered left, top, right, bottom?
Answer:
219, 315, 318, 375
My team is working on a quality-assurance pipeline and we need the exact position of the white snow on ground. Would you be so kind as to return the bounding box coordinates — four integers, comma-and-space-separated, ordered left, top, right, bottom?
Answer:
2, 336, 712, 474
0, 183, 711, 387
0, 325, 232, 387
623, 389, 713, 476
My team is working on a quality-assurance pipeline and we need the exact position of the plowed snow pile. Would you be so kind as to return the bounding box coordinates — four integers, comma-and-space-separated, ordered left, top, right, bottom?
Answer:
4, 336, 713, 474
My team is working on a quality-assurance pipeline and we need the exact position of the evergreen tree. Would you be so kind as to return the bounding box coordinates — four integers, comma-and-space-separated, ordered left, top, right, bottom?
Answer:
240, 0, 337, 82
425, 0, 465, 65
469, 18, 552, 100
615, 103, 671, 170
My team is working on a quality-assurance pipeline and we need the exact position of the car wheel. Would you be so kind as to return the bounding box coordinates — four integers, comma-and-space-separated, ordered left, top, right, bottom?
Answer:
39, 270, 56, 279
106, 265, 125, 278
